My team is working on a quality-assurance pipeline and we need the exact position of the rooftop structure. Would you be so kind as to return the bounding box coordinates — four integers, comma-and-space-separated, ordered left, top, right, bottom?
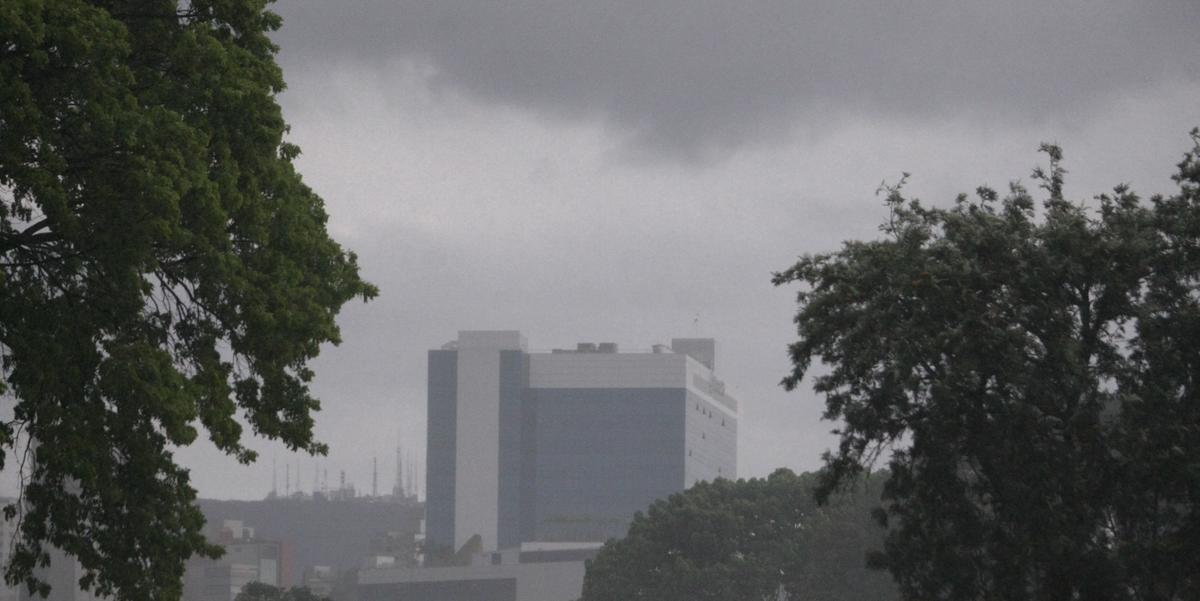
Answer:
358, 542, 602, 601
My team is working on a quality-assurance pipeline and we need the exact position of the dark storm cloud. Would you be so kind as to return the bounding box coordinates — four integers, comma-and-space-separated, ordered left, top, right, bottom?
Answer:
270, 0, 1199, 160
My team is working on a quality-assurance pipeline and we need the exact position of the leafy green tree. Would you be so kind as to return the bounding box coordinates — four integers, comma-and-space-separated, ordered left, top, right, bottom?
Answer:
235, 583, 327, 601
774, 132, 1200, 600
235, 583, 284, 601
580, 470, 896, 601
0, 1, 375, 600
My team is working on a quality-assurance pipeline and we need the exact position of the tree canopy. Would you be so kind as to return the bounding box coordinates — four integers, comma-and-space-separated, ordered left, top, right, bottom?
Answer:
0, 1, 375, 600
580, 470, 896, 601
774, 132, 1200, 600
235, 583, 327, 601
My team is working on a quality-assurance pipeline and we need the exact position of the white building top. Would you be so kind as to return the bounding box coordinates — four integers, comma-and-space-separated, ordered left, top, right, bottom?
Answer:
528, 353, 689, 388
456, 330, 527, 351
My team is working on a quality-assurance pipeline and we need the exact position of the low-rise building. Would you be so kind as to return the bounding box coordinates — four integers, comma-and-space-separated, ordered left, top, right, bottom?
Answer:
183, 521, 283, 601
357, 543, 601, 601
195, 495, 422, 588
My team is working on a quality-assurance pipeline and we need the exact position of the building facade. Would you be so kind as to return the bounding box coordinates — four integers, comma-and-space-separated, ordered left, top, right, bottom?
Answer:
358, 542, 599, 601
426, 331, 738, 553
182, 521, 283, 601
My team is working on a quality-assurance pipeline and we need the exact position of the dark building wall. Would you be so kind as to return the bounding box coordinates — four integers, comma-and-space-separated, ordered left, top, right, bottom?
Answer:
495, 350, 526, 549
425, 350, 458, 551
195, 498, 423, 587
522, 388, 686, 542
519, 379, 539, 543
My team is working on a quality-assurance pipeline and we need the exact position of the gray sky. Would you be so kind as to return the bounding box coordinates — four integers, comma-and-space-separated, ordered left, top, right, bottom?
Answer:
102, 1, 1200, 499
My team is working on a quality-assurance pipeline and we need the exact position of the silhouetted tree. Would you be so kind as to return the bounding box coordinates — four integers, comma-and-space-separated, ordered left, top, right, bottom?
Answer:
774, 131, 1200, 600
0, 1, 375, 600
235, 583, 328, 601
581, 470, 896, 601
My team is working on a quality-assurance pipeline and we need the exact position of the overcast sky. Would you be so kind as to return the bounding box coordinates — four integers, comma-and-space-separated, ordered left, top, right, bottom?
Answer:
150, 1, 1200, 499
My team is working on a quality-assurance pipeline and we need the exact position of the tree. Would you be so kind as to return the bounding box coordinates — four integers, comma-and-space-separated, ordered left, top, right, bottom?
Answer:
235, 583, 328, 601
580, 470, 896, 601
0, 2, 376, 600
774, 132, 1200, 600
234, 583, 284, 601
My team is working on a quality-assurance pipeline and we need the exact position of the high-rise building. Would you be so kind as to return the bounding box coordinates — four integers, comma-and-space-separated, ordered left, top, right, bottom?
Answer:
425, 331, 738, 554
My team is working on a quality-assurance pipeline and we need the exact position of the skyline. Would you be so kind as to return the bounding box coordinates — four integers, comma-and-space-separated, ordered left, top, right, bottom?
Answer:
181, 1, 1200, 500
5, 2, 1196, 501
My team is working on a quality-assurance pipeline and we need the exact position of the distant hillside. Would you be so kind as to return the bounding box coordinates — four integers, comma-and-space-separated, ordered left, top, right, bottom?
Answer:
196, 497, 423, 586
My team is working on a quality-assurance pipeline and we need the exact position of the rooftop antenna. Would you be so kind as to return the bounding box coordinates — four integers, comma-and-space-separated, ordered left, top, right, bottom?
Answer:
313, 462, 318, 494
407, 453, 417, 500
372, 456, 378, 497
400, 446, 410, 496
271, 456, 277, 497
403, 452, 411, 499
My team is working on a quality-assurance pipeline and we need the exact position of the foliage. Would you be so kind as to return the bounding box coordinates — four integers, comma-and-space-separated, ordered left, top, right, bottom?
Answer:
235, 583, 327, 601
580, 470, 896, 601
0, 1, 375, 600
774, 131, 1200, 600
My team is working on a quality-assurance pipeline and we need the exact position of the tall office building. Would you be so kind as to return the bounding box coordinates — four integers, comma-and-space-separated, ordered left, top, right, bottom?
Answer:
425, 331, 738, 554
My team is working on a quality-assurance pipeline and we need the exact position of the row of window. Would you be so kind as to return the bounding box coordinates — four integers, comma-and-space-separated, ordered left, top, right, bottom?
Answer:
693, 401, 730, 426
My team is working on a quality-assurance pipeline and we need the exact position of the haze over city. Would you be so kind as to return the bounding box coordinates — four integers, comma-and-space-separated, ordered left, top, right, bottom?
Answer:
5, 2, 1200, 601
145, 0, 1200, 501
3, 2, 1196, 503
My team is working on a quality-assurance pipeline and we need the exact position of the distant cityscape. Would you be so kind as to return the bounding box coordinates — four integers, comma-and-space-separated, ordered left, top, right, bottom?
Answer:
1, 332, 740, 601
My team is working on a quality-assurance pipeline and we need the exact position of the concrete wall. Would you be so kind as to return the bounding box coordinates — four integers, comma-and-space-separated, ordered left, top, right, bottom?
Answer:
670, 338, 716, 371
454, 346, 502, 551
430, 332, 526, 552
682, 359, 738, 486
528, 353, 687, 389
